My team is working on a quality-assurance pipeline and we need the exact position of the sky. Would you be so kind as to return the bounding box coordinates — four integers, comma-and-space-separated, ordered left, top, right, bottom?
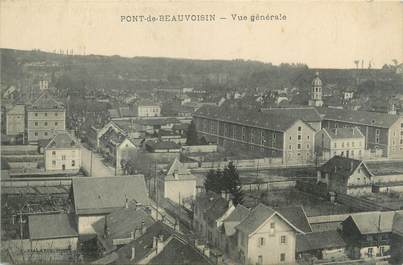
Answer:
1, 0, 402, 69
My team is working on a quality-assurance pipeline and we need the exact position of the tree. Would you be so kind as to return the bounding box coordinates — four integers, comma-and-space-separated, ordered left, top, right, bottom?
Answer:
203, 162, 244, 206
186, 120, 199, 145
222, 162, 244, 205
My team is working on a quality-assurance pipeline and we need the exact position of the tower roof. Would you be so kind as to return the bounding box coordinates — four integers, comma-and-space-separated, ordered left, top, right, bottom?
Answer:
312, 72, 322, 86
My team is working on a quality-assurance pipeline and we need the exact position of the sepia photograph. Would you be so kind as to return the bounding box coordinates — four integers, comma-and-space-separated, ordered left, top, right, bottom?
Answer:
0, 0, 402, 264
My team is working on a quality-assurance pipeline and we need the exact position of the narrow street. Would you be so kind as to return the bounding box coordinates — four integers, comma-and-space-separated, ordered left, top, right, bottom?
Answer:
80, 146, 114, 177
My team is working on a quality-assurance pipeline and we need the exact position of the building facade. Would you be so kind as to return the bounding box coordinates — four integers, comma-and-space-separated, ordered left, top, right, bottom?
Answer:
5, 104, 25, 136
319, 108, 403, 159
44, 133, 81, 172
26, 92, 66, 143
236, 204, 303, 265
133, 100, 161, 117
315, 127, 365, 160
193, 104, 316, 165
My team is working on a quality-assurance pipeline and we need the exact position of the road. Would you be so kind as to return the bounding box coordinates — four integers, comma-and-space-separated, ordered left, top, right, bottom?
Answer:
80, 146, 114, 177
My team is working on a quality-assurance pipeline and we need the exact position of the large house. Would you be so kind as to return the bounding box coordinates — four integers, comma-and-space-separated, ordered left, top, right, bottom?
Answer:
235, 203, 306, 265
318, 107, 403, 159
44, 132, 81, 172
157, 158, 196, 205
72, 176, 150, 235
341, 211, 396, 259
316, 156, 373, 195
193, 104, 316, 165
4, 104, 25, 142
26, 91, 66, 143
132, 99, 161, 117
315, 127, 365, 160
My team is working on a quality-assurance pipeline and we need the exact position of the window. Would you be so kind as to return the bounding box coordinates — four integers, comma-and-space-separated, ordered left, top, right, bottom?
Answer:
280, 253, 286, 262
44, 122, 48, 126
55, 113, 58, 116
35, 122, 38, 126
55, 122, 58, 126
376, 137, 380, 144
72, 160, 75, 167
307, 144, 310, 149
289, 145, 292, 150
44, 113, 47, 116
52, 160, 56, 166
298, 135, 302, 140
297, 144, 301, 150
307, 135, 310, 140
289, 136, 292, 140
44, 132, 48, 136
280, 235, 287, 244
242, 127, 246, 141
52, 151, 56, 155
35, 113, 38, 116
375, 129, 380, 136
269, 222, 275, 235
258, 256, 263, 265
258, 237, 265, 247
61, 155, 66, 160
298, 126, 302, 131
35, 132, 38, 136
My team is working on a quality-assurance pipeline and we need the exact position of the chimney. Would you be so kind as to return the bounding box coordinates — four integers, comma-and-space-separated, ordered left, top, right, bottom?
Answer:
153, 236, 158, 249
125, 197, 129, 209
140, 221, 146, 235
130, 247, 136, 261
350, 161, 354, 171
130, 231, 134, 239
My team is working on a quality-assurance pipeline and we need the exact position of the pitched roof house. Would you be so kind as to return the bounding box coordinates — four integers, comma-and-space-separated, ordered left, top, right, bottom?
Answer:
72, 175, 150, 235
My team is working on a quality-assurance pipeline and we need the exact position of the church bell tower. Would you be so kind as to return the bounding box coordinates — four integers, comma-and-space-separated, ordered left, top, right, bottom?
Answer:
308, 72, 324, 107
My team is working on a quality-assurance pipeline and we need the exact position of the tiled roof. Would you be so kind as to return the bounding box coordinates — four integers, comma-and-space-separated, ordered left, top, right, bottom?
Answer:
28, 214, 78, 240
27, 91, 64, 111
349, 211, 396, 234
223, 205, 250, 236
224, 204, 250, 222
296, 230, 346, 253
317, 107, 400, 128
149, 237, 211, 265
92, 203, 155, 252
194, 104, 302, 132
319, 156, 368, 188
235, 203, 276, 235
7, 104, 25, 115
45, 132, 80, 149
323, 127, 364, 139
276, 206, 312, 233
261, 107, 322, 122
114, 222, 174, 264
72, 176, 150, 215
164, 158, 196, 181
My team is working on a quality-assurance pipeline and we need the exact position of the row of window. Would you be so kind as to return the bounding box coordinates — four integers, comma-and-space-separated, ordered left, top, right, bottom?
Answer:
257, 235, 287, 247
334, 141, 362, 148
34, 121, 59, 126
52, 160, 76, 166
34, 112, 59, 117
257, 253, 286, 265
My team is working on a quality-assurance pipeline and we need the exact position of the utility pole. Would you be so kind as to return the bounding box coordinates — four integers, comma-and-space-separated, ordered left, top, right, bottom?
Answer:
90, 150, 93, 177
155, 161, 159, 221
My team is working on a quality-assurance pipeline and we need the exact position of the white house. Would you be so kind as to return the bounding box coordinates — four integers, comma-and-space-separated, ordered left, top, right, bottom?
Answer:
44, 132, 81, 172
158, 158, 196, 205
315, 127, 365, 160
235, 203, 305, 265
